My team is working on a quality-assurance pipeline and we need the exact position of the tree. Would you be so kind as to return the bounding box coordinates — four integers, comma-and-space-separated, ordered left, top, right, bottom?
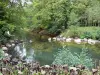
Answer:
0, 1, 10, 43
68, 0, 90, 27
85, 0, 100, 26
31, 0, 70, 34
0, 0, 29, 42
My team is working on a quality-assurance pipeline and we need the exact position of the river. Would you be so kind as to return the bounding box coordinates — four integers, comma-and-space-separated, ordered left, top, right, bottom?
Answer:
12, 35, 100, 67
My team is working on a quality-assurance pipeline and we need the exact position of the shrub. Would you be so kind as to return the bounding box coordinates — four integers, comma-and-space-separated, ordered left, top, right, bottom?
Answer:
53, 47, 93, 68
96, 29, 100, 40
68, 26, 80, 38
83, 32, 92, 39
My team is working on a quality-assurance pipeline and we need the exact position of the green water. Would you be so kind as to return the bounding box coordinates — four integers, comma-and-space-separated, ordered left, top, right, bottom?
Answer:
24, 36, 100, 66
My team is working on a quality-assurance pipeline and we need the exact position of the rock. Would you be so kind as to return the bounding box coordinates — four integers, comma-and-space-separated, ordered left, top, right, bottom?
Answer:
92, 69, 98, 73
88, 39, 96, 45
48, 38, 52, 42
2, 47, 8, 51
10, 40, 14, 43
56, 38, 61, 41
6, 43, 11, 48
53, 37, 57, 41
69, 67, 77, 71
63, 64, 68, 67
63, 37, 66, 41
41, 70, 46, 75
12, 58, 18, 63
4, 53, 9, 57
76, 64, 82, 69
18, 70, 23, 75
44, 65, 50, 68
59, 35, 63, 38
74, 38, 81, 44
29, 40, 33, 43
83, 38, 88, 43
66, 38, 72, 42
11, 43, 15, 47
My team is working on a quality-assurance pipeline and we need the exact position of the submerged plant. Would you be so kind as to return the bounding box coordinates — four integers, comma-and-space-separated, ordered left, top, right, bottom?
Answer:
53, 47, 93, 68
0, 49, 4, 60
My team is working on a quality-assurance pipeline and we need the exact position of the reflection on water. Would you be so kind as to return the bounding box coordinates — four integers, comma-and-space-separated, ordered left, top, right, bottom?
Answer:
14, 43, 27, 59
14, 43, 35, 63
25, 48, 35, 63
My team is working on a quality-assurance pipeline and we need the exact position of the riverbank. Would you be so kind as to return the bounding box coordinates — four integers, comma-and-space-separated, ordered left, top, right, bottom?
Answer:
0, 37, 100, 75
61, 27, 100, 40
0, 58, 99, 75
48, 36, 100, 45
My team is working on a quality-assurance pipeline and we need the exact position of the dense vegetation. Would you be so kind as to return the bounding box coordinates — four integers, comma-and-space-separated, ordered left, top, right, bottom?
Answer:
0, 1, 100, 74
31, 0, 100, 35
0, 0, 100, 43
0, 0, 27, 44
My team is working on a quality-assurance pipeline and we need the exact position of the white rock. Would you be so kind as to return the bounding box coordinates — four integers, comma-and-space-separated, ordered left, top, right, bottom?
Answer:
53, 37, 57, 41
29, 40, 33, 43
48, 38, 51, 42
92, 69, 98, 73
66, 38, 72, 42
59, 35, 63, 37
83, 38, 88, 43
57, 38, 61, 41
88, 39, 96, 45
6, 43, 11, 47
12, 43, 15, 46
63, 37, 66, 40
69, 67, 77, 71
41, 70, 46, 75
2, 47, 8, 51
74, 39, 81, 44
18, 70, 23, 75
4, 53, 9, 57
44, 65, 50, 68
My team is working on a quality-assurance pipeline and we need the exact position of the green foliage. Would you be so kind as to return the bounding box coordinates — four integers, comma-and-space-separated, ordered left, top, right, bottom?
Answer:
0, 0, 100, 42
83, 32, 92, 39
0, 49, 4, 60
30, 0, 70, 34
86, 0, 100, 24
96, 29, 100, 40
53, 47, 93, 68
0, 0, 28, 42
0, 2, 10, 43
68, 11, 79, 26
28, 0, 100, 34
69, 25, 80, 37
62, 27, 100, 40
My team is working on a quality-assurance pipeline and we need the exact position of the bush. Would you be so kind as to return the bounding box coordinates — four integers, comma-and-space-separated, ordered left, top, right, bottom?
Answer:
53, 47, 93, 68
68, 26, 80, 38
96, 29, 100, 40
83, 32, 92, 39
61, 27, 100, 40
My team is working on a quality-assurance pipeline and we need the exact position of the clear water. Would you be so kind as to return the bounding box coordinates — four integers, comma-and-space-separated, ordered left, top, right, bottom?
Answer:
17, 40, 100, 66
11, 34, 100, 66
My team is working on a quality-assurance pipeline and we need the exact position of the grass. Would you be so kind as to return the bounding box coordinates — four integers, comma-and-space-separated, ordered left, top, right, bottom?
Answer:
77, 27, 99, 32
61, 26, 100, 39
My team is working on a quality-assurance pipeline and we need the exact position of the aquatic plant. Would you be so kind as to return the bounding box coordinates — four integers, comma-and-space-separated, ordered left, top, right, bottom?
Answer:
0, 49, 4, 60
53, 47, 93, 68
